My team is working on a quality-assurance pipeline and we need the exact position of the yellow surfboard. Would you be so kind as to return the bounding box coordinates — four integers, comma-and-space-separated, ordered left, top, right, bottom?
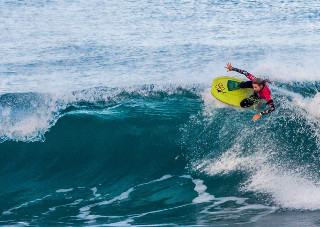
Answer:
211, 77, 254, 107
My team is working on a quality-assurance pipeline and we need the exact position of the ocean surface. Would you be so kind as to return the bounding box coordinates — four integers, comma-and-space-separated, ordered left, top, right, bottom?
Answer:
1, 0, 320, 226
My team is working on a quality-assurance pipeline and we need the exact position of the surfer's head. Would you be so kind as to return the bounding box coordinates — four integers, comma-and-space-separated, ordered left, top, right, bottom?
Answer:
252, 78, 272, 92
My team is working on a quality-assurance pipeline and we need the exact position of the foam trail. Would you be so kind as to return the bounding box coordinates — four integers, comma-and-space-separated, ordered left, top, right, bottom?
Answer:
192, 179, 215, 204
3, 194, 52, 215
56, 188, 73, 193
90, 187, 101, 200
198, 149, 320, 210
201, 88, 235, 110
294, 92, 320, 119
180, 175, 215, 204
77, 175, 173, 221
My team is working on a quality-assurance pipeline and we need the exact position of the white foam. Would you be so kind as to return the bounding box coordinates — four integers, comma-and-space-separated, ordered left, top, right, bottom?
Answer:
98, 188, 134, 206
15, 222, 30, 226
198, 149, 320, 210
246, 163, 320, 210
77, 175, 173, 221
100, 218, 134, 226
3, 194, 52, 215
180, 175, 214, 204
77, 211, 103, 221
0, 93, 64, 142
43, 199, 84, 215
201, 87, 238, 110
56, 188, 73, 193
203, 197, 272, 213
154, 174, 172, 182
273, 87, 320, 143
137, 174, 173, 187
253, 58, 320, 82
192, 179, 215, 204
77, 187, 134, 220
2, 211, 12, 215
197, 146, 251, 176
70, 199, 83, 205
200, 87, 245, 124
125, 204, 189, 224
294, 92, 320, 119
200, 195, 277, 223
211, 196, 247, 207
91, 187, 101, 199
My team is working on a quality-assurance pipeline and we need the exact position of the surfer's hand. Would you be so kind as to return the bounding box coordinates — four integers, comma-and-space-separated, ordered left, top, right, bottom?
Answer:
253, 113, 261, 122
225, 62, 232, 72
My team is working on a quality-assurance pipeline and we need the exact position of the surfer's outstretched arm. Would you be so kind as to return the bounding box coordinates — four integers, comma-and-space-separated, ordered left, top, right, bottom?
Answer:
261, 101, 275, 116
225, 62, 256, 81
253, 100, 275, 122
231, 67, 250, 77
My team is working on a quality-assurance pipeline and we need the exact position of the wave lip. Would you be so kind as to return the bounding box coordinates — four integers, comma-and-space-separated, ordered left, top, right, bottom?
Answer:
0, 92, 64, 142
0, 85, 202, 143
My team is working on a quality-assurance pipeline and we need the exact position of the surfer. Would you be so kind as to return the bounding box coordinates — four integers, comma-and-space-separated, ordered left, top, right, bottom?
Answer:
225, 62, 275, 122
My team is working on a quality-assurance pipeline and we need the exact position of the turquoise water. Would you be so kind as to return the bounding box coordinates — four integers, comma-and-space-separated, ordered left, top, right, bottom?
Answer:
1, 0, 320, 226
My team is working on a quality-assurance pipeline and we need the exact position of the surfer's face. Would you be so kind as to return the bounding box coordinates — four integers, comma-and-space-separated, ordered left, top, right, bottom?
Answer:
253, 84, 263, 93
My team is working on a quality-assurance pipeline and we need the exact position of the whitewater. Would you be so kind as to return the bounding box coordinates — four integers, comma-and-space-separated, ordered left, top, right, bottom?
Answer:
1, 0, 320, 226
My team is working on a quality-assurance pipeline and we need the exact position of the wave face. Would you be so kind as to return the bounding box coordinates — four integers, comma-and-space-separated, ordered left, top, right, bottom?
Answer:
1, 83, 320, 225
1, 0, 320, 225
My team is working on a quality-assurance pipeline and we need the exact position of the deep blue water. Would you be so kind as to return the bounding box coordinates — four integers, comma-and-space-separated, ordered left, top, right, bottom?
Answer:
1, 0, 320, 226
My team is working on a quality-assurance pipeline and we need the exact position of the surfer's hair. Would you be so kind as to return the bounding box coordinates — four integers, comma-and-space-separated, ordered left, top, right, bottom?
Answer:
252, 78, 272, 86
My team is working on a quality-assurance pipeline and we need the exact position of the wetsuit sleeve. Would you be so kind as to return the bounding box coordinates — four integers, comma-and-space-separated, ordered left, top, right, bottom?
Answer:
260, 100, 275, 115
231, 67, 256, 81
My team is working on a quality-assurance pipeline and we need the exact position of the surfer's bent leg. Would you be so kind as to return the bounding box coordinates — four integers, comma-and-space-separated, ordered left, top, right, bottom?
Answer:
240, 94, 259, 108
239, 81, 253, 88
240, 98, 255, 108
239, 81, 255, 107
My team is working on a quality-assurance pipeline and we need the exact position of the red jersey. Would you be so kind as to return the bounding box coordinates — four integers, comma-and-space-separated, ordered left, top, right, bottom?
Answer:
247, 74, 273, 103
